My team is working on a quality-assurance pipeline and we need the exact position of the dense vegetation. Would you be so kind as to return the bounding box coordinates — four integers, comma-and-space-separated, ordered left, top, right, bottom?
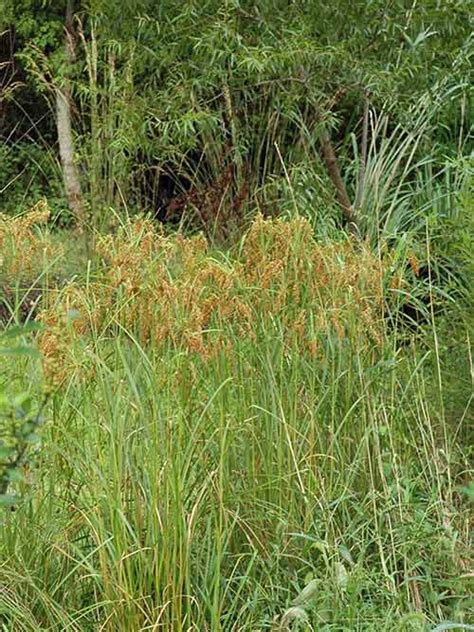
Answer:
0, 2, 472, 630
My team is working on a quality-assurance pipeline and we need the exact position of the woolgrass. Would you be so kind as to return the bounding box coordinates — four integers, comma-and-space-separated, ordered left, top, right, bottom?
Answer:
37, 213, 385, 388
0, 207, 471, 630
0, 200, 63, 284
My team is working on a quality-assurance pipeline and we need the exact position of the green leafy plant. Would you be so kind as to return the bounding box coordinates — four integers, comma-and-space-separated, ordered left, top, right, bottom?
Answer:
0, 322, 47, 507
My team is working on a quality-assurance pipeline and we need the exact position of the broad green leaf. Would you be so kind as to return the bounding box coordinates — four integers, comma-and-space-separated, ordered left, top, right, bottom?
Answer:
0, 346, 41, 358
24, 433, 41, 444
0, 446, 14, 460
0, 494, 19, 507
7, 468, 24, 482
13, 393, 32, 413
0, 322, 42, 340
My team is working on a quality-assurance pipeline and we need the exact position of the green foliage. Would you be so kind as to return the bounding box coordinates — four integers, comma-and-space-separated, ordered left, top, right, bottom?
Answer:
0, 323, 46, 507
1, 0, 471, 234
0, 141, 67, 220
0, 220, 471, 628
0, 304, 471, 628
0, 4, 472, 627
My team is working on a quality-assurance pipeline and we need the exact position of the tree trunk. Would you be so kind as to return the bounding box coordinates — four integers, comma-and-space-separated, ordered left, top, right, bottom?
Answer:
56, 0, 85, 228
56, 89, 85, 224
319, 126, 358, 237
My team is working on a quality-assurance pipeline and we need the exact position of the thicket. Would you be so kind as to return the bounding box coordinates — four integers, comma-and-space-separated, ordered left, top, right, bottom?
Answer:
0, 1, 473, 630
1, 1, 471, 237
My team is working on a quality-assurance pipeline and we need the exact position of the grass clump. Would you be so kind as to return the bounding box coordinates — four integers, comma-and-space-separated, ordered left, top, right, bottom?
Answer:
0, 212, 472, 631
37, 213, 385, 389
0, 201, 64, 325
0, 200, 63, 286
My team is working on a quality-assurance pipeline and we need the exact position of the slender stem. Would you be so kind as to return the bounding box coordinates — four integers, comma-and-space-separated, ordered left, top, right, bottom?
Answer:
355, 92, 370, 212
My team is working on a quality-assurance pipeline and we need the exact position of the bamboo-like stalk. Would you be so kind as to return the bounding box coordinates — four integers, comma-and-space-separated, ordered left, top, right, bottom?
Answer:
354, 92, 370, 212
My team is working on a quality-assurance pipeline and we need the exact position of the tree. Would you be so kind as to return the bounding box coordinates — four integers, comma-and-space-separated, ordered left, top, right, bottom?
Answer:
55, 0, 85, 228
0, 0, 85, 227
1, 0, 471, 235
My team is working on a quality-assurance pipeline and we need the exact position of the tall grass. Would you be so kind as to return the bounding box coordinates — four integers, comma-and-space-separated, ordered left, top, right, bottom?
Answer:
0, 212, 472, 630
